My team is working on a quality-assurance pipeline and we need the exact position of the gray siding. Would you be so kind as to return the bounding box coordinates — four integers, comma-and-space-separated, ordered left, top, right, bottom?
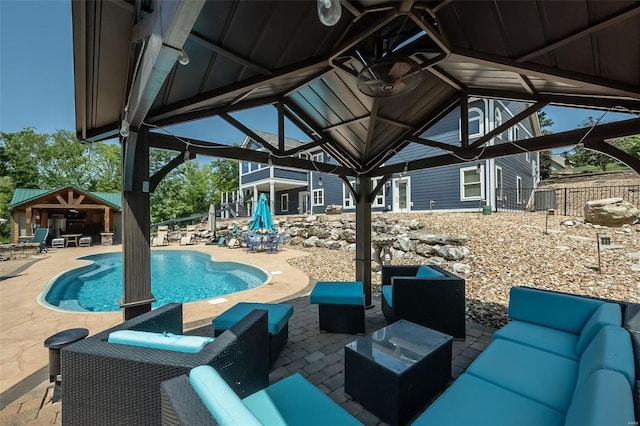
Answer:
273, 168, 307, 181
241, 167, 270, 184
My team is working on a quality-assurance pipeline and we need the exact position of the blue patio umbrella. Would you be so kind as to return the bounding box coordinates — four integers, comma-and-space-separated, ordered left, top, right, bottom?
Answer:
249, 193, 276, 231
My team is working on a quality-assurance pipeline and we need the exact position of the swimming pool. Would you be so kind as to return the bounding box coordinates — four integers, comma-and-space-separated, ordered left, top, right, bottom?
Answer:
40, 250, 270, 312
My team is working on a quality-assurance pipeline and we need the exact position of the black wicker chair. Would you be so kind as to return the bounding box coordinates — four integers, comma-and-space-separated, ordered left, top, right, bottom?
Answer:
61, 303, 269, 426
381, 264, 466, 339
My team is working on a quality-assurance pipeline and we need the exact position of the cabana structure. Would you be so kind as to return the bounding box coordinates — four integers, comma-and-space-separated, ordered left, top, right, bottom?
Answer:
71, 0, 640, 319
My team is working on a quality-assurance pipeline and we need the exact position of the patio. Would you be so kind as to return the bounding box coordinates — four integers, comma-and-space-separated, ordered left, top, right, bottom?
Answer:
0, 284, 494, 425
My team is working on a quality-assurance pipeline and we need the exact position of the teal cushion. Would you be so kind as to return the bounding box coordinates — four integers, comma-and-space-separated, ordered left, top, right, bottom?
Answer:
466, 339, 578, 412
508, 287, 603, 334
415, 265, 445, 278
309, 281, 364, 306
243, 373, 362, 426
566, 369, 634, 426
412, 373, 565, 426
382, 285, 392, 307
189, 366, 261, 426
493, 320, 579, 360
575, 303, 622, 355
107, 330, 213, 353
576, 325, 635, 390
213, 303, 293, 335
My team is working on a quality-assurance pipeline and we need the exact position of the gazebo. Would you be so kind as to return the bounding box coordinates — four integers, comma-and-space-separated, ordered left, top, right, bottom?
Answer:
71, 0, 640, 319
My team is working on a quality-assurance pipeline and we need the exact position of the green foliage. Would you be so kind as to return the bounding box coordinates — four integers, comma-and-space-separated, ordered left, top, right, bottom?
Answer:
1, 128, 241, 228
0, 128, 47, 187
537, 111, 554, 179
566, 117, 639, 172
210, 159, 239, 202
0, 177, 15, 241
539, 150, 553, 179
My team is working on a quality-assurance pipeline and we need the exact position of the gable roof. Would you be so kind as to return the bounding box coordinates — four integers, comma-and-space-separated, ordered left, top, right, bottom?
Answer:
241, 130, 308, 152
9, 185, 122, 211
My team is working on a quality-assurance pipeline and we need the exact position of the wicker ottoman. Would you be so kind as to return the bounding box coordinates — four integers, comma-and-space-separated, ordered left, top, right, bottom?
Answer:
213, 302, 293, 368
310, 281, 365, 334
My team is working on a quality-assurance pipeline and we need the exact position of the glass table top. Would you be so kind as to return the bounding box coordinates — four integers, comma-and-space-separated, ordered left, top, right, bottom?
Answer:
345, 320, 452, 374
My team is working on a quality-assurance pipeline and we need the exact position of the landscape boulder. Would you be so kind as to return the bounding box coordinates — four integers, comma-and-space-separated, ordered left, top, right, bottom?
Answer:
584, 197, 640, 227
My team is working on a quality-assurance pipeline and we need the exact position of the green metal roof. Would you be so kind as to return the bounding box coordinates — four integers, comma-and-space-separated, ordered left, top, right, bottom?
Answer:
9, 186, 121, 211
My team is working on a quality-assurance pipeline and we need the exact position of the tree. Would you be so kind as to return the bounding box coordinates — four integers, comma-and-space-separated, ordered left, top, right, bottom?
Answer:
568, 116, 638, 171
0, 177, 15, 242
39, 130, 91, 188
537, 111, 554, 179
210, 158, 239, 202
87, 142, 122, 192
0, 128, 47, 188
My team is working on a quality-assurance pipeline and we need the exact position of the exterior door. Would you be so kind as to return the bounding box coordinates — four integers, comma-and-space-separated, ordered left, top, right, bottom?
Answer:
298, 191, 308, 214
17, 214, 27, 236
393, 178, 411, 211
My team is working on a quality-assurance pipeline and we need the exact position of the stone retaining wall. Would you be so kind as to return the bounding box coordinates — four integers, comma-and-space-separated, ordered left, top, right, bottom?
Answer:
0, 243, 39, 260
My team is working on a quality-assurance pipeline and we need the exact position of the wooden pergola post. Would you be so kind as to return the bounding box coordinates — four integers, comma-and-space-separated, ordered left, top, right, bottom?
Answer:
119, 126, 154, 320
354, 176, 373, 307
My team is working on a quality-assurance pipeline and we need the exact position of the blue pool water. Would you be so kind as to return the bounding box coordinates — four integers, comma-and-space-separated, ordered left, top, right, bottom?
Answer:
42, 251, 269, 312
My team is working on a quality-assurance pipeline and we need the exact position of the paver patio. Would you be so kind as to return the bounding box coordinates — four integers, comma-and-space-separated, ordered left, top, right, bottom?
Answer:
0, 274, 494, 425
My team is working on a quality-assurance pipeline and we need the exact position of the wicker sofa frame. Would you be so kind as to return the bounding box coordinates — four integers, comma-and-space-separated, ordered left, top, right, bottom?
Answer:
61, 303, 269, 426
381, 264, 466, 339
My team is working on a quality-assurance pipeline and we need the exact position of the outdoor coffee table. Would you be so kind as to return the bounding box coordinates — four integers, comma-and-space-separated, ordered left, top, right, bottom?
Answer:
344, 320, 452, 425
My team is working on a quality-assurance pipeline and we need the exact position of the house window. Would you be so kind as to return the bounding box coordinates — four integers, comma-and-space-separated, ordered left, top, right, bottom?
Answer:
312, 189, 324, 206
241, 162, 249, 174
372, 178, 385, 207
516, 176, 523, 204
299, 152, 309, 160
460, 166, 484, 201
459, 107, 485, 140
509, 126, 520, 142
311, 152, 323, 162
343, 183, 354, 208
281, 193, 289, 212
496, 166, 503, 201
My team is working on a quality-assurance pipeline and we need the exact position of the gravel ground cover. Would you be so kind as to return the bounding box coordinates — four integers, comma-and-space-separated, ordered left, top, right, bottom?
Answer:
289, 210, 639, 329
290, 172, 640, 328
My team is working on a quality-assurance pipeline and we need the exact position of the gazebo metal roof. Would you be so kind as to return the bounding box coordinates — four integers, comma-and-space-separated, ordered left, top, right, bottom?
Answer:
73, 0, 640, 175
71, 0, 640, 317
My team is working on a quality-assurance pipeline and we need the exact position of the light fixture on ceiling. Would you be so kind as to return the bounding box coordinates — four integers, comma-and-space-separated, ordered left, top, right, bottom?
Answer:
178, 49, 190, 66
357, 57, 423, 98
318, 176, 323, 186
317, 0, 341, 26
119, 119, 130, 137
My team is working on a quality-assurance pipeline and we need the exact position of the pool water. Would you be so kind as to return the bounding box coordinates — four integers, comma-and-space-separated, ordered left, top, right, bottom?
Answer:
42, 251, 269, 312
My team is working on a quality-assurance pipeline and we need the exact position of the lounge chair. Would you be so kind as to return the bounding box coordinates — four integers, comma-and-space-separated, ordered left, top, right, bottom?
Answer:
152, 225, 170, 246
180, 225, 197, 245
227, 223, 241, 248
61, 303, 269, 426
32, 227, 49, 253
78, 235, 92, 247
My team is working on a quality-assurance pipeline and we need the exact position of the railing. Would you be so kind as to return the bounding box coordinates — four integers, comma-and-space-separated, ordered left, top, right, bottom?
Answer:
496, 185, 640, 217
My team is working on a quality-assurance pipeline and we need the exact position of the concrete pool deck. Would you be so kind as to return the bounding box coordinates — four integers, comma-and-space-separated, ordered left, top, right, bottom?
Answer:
0, 242, 311, 395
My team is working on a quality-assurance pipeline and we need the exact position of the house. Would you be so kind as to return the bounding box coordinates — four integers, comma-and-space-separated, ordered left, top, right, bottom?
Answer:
550, 154, 572, 172
8, 185, 121, 245
238, 100, 541, 215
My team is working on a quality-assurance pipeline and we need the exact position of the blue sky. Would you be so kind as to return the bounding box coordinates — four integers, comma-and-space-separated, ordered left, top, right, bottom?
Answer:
0, 0, 634, 150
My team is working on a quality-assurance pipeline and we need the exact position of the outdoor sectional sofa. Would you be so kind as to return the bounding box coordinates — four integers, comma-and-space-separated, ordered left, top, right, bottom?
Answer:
412, 286, 637, 425
61, 303, 270, 426
381, 264, 466, 338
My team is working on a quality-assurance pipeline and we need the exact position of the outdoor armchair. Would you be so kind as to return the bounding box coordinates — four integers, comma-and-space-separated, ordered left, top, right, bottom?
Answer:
61, 303, 269, 426
381, 264, 466, 338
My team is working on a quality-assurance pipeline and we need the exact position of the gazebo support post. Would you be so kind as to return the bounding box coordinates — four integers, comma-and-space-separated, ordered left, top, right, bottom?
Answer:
120, 126, 155, 320
355, 176, 373, 307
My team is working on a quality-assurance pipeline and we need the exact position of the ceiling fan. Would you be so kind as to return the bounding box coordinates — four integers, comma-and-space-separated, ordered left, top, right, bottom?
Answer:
354, 22, 424, 98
